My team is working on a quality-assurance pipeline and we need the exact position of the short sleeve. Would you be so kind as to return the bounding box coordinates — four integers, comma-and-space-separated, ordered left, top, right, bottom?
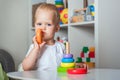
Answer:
25, 44, 34, 57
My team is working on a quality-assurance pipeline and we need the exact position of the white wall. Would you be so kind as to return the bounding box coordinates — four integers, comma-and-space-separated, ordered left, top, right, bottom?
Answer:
32, 0, 46, 4
0, 0, 29, 70
98, 0, 120, 68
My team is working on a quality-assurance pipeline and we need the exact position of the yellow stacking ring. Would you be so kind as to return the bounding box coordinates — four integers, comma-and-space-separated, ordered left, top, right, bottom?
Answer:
61, 62, 75, 68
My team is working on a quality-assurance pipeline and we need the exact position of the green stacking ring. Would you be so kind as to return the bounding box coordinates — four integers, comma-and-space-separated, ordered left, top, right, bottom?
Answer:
57, 67, 68, 72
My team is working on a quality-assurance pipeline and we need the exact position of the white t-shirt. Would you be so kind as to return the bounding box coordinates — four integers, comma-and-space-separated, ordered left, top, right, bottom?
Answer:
26, 41, 65, 71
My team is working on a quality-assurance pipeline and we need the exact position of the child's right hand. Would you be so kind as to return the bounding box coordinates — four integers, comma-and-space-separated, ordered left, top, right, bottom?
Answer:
22, 36, 46, 71
32, 36, 46, 55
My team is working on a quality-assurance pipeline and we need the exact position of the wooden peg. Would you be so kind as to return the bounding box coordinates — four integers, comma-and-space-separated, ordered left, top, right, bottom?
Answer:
66, 42, 70, 54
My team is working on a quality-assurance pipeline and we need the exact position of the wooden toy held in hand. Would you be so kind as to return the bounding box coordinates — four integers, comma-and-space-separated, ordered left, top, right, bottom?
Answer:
36, 28, 43, 44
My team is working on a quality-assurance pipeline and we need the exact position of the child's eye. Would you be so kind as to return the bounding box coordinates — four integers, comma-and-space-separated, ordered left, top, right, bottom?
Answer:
47, 24, 52, 26
37, 23, 42, 26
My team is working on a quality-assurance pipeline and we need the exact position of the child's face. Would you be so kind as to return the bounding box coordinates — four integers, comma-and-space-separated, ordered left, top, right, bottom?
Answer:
35, 9, 59, 43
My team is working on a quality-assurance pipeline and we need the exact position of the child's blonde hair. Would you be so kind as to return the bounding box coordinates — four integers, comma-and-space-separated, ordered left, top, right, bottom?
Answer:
34, 3, 60, 26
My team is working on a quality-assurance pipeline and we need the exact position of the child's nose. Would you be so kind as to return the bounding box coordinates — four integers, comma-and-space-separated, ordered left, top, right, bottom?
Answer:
41, 25, 46, 31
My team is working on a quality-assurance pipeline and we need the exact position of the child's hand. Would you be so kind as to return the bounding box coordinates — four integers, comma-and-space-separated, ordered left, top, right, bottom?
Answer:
22, 36, 46, 71
32, 36, 46, 54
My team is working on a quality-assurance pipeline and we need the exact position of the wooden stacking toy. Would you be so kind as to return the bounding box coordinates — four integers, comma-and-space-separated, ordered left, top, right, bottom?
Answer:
79, 46, 95, 69
58, 42, 75, 72
36, 28, 43, 44
67, 64, 87, 74
55, 0, 65, 25
55, 0, 64, 13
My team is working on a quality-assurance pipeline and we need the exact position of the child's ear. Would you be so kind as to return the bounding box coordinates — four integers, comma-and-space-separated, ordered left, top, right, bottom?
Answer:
55, 25, 60, 32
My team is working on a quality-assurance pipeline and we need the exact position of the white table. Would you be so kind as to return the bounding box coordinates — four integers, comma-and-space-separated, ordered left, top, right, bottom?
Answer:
7, 69, 120, 80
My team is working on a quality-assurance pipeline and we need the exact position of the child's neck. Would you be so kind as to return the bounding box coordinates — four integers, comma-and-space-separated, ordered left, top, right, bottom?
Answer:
46, 40, 55, 45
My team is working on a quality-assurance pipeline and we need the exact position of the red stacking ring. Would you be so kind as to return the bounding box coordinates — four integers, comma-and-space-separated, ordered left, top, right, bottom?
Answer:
67, 68, 87, 74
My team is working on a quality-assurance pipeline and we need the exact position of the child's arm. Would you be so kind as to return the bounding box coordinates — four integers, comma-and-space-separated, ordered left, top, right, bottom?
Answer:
22, 36, 45, 71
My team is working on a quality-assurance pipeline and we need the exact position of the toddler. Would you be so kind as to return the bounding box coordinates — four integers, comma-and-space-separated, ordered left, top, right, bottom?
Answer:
21, 3, 65, 71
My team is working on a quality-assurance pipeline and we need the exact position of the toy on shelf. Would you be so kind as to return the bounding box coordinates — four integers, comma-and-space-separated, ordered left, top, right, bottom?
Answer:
85, 3, 95, 21
71, 0, 88, 23
71, 7, 87, 23
55, 0, 64, 13
79, 46, 95, 69
71, 1, 95, 23
60, 8, 68, 24
56, 36, 68, 46
57, 42, 75, 72
89, 4, 95, 17
55, 0, 64, 25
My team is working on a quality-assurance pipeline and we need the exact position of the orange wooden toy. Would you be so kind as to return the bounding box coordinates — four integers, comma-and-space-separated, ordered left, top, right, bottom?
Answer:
36, 28, 43, 44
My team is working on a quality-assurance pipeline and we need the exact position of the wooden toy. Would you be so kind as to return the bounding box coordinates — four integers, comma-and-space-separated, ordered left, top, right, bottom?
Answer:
57, 67, 68, 72
75, 63, 84, 68
36, 28, 43, 44
89, 4, 95, 16
84, 62, 95, 69
63, 54, 73, 58
61, 42, 75, 68
55, 0, 64, 24
89, 46, 95, 52
79, 46, 95, 69
60, 8, 68, 24
67, 64, 87, 74
61, 63, 75, 68
67, 68, 87, 74
82, 46, 89, 53
62, 58, 74, 63
57, 42, 75, 72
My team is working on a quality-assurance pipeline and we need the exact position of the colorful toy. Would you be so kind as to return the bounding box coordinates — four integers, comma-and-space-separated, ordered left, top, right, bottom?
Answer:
75, 57, 82, 63
67, 68, 87, 74
67, 64, 87, 74
57, 67, 68, 72
85, 3, 95, 21
61, 63, 74, 68
89, 4, 95, 16
55, 0, 64, 25
79, 46, 95, 69
57, 42, 75, 72
63, 54, 73, 58
55, 0, 64, 13
75, 63, 84, 68
36, 28, 43, 44
60, 8, 68, 24
62, 58, 74, 63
